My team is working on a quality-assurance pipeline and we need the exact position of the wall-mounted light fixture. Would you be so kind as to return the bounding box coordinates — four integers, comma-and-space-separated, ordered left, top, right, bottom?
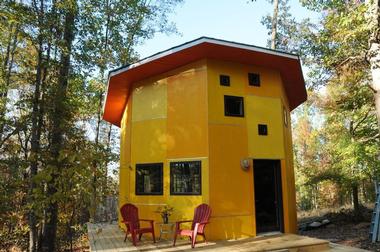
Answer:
240, 159, 250, 171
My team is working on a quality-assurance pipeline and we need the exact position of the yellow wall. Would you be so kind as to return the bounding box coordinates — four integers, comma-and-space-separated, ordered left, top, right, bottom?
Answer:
207, 59, 297, 239
246, 96, 284, 159
118, 58, 298, 240
118, 60, 209, 235
167, 64, 208, 158
208, 124, 254, 239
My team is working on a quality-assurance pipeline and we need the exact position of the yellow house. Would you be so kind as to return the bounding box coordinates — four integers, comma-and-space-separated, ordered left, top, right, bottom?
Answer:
102, 37, 307, 240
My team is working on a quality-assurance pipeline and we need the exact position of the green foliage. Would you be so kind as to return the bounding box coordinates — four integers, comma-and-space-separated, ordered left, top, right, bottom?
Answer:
155, 205, 174, 219
0, 0, 182, 250
280, 0, 379, 211
258, 0, 379, 211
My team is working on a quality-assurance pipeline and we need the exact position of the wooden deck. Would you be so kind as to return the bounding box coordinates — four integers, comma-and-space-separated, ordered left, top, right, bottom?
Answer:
87, 223, 367, 252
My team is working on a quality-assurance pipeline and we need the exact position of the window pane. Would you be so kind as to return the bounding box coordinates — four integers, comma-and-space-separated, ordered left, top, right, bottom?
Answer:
170, 161, 201, 195
224, 95, 244, 117
136, 163, 163, 195
220, 74, 230, 86
248, 73, 260, 86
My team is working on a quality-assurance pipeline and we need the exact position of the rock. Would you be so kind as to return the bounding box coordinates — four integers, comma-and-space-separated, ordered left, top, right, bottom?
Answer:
322, 219, 330, 224
328, 238, 341, 243
309, 221, 322, 227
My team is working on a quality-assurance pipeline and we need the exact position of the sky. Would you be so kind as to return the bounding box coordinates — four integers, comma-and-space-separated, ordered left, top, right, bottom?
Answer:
135, 0, 319, 58
109, 0, 320, 175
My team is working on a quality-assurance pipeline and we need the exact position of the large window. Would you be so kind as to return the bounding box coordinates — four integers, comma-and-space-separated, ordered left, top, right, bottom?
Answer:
224, 95, 244, 117
170, 161, 201, 195
135, 163, 163, 195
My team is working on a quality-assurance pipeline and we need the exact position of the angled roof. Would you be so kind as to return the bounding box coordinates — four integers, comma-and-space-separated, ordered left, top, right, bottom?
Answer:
103, 37, 307, 127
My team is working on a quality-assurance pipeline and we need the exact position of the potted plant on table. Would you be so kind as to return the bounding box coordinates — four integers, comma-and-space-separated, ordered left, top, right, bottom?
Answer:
155, 205, 174, 224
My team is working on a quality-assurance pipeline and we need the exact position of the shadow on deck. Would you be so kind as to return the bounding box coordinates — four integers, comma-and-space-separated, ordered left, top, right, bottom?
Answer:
87, 223, 367, 252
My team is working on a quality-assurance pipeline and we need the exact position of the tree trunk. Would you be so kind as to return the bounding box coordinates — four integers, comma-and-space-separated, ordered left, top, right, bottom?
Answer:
40, 4, 76, 251
352, 184, 360, 216
28, 27, 43, 252
90, 1, 111, 220
90, 90, 103, 222
0, 24, 18, 142
271, 0, 279, 49
369, 42, 380, 126
367, 1, 380, 128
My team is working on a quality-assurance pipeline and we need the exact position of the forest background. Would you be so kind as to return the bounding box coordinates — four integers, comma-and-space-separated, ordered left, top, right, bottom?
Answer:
1, 0, 380, 251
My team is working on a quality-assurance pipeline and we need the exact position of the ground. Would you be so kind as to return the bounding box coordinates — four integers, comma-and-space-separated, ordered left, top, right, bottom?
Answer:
3, 207, 378, 252
298, 205, 380, 251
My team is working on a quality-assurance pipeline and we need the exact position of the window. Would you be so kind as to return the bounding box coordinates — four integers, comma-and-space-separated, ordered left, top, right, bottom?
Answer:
220, 75, 230, 86
135, 163, 163, 195
170, 161, 201, 195
258, 124, 268, 136
224, 95, 244, 117
248, 73, 260, 86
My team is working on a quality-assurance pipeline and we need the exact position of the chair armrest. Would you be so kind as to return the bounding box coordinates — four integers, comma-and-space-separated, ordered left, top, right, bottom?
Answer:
175, 220, 192, 230
197, 221, 209, 225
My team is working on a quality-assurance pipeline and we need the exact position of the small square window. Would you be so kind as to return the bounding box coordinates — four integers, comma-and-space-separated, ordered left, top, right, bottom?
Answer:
135, 163, 163, 195
224, 95, 244, 117
170, 161, 201, 195
248, 73, 260, 86
220, 75, 230, 86
258, 124, 268, 135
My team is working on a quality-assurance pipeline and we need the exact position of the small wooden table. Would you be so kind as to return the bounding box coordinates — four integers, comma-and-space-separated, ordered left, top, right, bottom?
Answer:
157, 222, 175, 241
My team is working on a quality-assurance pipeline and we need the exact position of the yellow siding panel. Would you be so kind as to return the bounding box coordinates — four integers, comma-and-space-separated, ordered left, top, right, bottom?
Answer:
208, 215, 255, 240
246, 96, 285, 159
131, 119, 167, 163
207, 59, 286, 126
243, 67, 283, 98
283, 112, 298, 233
207, 60, 246, 125
131, 79, 167, 122
119, 99, 132, 226
167, 62, 208, 158
208, 124, 254, 239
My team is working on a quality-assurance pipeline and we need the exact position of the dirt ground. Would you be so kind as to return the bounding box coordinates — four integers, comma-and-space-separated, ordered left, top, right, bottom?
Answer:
298, 206, 380, 251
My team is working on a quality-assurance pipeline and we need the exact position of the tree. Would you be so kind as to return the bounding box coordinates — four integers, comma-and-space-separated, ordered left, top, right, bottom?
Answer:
367, 0, 380, 127
259, 0, 380, 212
316, 69, 379, 215
0, 0, 183, 250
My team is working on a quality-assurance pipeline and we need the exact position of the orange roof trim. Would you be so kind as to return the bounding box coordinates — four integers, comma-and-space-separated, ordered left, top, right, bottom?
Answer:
103, 37, 307, 127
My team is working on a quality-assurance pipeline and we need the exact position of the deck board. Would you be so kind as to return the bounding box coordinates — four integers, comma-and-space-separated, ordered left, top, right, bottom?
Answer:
87, 223, 366, 252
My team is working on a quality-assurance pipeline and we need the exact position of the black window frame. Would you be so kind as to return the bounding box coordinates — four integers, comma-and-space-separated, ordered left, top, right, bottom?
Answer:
258, 124, 268, 136
170, 161, 202, 195
224, 95, 244, 117
219, 74, 230, 86
248, 73, 261, 87
135, 163, 163, 195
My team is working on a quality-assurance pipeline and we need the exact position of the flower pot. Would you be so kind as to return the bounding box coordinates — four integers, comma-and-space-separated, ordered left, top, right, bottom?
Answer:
162, 214, 169, 224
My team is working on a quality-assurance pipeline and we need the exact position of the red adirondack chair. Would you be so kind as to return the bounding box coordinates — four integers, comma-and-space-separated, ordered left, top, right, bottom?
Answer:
173, 203, 211, 248
120, 203, 156, 246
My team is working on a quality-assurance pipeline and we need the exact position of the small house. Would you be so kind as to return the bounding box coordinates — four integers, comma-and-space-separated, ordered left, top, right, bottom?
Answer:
102, 37, 307, 240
